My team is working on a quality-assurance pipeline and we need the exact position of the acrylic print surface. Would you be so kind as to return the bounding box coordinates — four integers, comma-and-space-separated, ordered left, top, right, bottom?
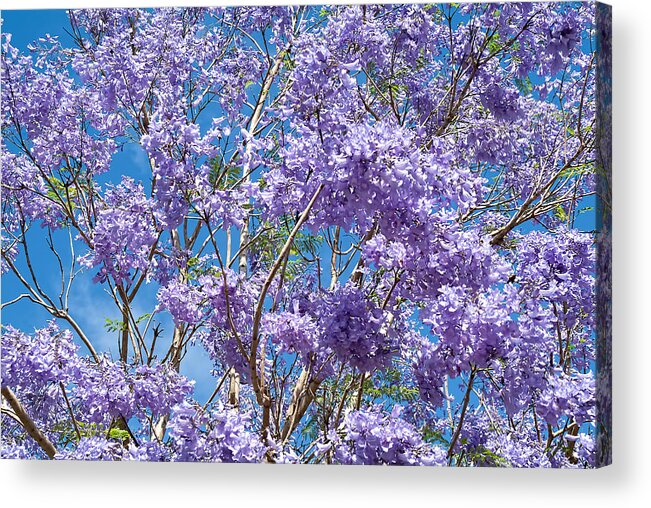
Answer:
0, 2, 611, 467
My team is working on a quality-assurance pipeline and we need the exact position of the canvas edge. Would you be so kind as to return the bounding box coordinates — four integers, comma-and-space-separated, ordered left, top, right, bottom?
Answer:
594, 0, 612, 469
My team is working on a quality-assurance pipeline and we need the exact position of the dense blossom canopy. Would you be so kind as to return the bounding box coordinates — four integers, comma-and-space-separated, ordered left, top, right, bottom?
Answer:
1, 2, 610, 467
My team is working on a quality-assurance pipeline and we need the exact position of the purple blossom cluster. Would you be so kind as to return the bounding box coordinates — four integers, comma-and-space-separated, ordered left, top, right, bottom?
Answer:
316, 285, 398, 373
329, 406, 447, 466
537, 370, 595, 426
1, 323, 83, 392
74, 360, 194, 423
480, 84, 523, 122
515, 228, 595, 329
262, 300, 319, 357
55, 437, 124, 461
2, 324, 194, 430
261, 284, 399, 374
82, 177, 159, 283
167, 402, 265, 463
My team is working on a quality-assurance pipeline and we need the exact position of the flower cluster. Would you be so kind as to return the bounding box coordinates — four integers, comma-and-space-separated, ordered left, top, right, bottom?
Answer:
329, 406, 447, 466
167, 402, 265, 463
2, 323, 194, 427
82, 177, 159, 283
316, 285, 399, 373
537, 370, 595, 425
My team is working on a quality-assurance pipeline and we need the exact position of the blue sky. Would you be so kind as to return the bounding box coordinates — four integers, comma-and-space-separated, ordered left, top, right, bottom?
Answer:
2, 9, 71, 49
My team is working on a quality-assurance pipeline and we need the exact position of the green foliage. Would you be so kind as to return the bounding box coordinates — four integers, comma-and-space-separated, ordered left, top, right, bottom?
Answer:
104, 317, 127, 333
46, 176, 69, 201
136, 313, 150, 324
300, 411, 321, 443
108, 428, 131, 443
421, 425, 449, 446
282, 52, 296, 72
553, 204, 568, 222
514, 76, 534, 96
558, 162, 594, 179
186, 255, 204, 280
363, 368, 420, 405
465, 445, 510, 467
291, 229, 323, 257
208, 155, 241, 190
249, 218, 323, 282
52, 420, 103, 446
487, 33, 503, 55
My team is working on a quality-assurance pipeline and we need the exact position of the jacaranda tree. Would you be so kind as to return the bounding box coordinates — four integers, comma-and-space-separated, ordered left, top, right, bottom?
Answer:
1, 2, 611, 467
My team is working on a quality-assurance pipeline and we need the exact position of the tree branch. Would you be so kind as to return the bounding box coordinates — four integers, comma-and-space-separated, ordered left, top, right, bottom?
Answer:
1, 386, 57, 459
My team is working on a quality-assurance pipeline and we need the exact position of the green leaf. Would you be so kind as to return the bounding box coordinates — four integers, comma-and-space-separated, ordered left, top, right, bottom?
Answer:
136, 313, 151, 324
108, 428, 130, 442
104, 317, 127, 333
487, 33, 502, 55
553, 204, 568, 222
514, 76, 534, 96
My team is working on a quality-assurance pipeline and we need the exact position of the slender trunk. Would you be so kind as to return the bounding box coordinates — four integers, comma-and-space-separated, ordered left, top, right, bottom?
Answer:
280, 372, 322, 443
154, 231, 188, 438
170, 325, 184, 371
279, 220, 376, 443
169, 229, 187, 372
238, 217, 249, 275
227, 368, 240, 408
330, 226, 340, 287
355, 372, 367, 410
447, 368, 477, 462
564, 421, 580, 464
226, 228, 232, 269
120, 306, 130, 363
2, 386, 57, 459
152, 414, 168, 442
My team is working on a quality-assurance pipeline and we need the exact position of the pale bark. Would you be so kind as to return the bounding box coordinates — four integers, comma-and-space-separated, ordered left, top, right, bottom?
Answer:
280, 370, 322, 443
249, 185, 325, 400
227, 368, 241, 409
447, 368, 477, 462
2, 386, 57, 459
